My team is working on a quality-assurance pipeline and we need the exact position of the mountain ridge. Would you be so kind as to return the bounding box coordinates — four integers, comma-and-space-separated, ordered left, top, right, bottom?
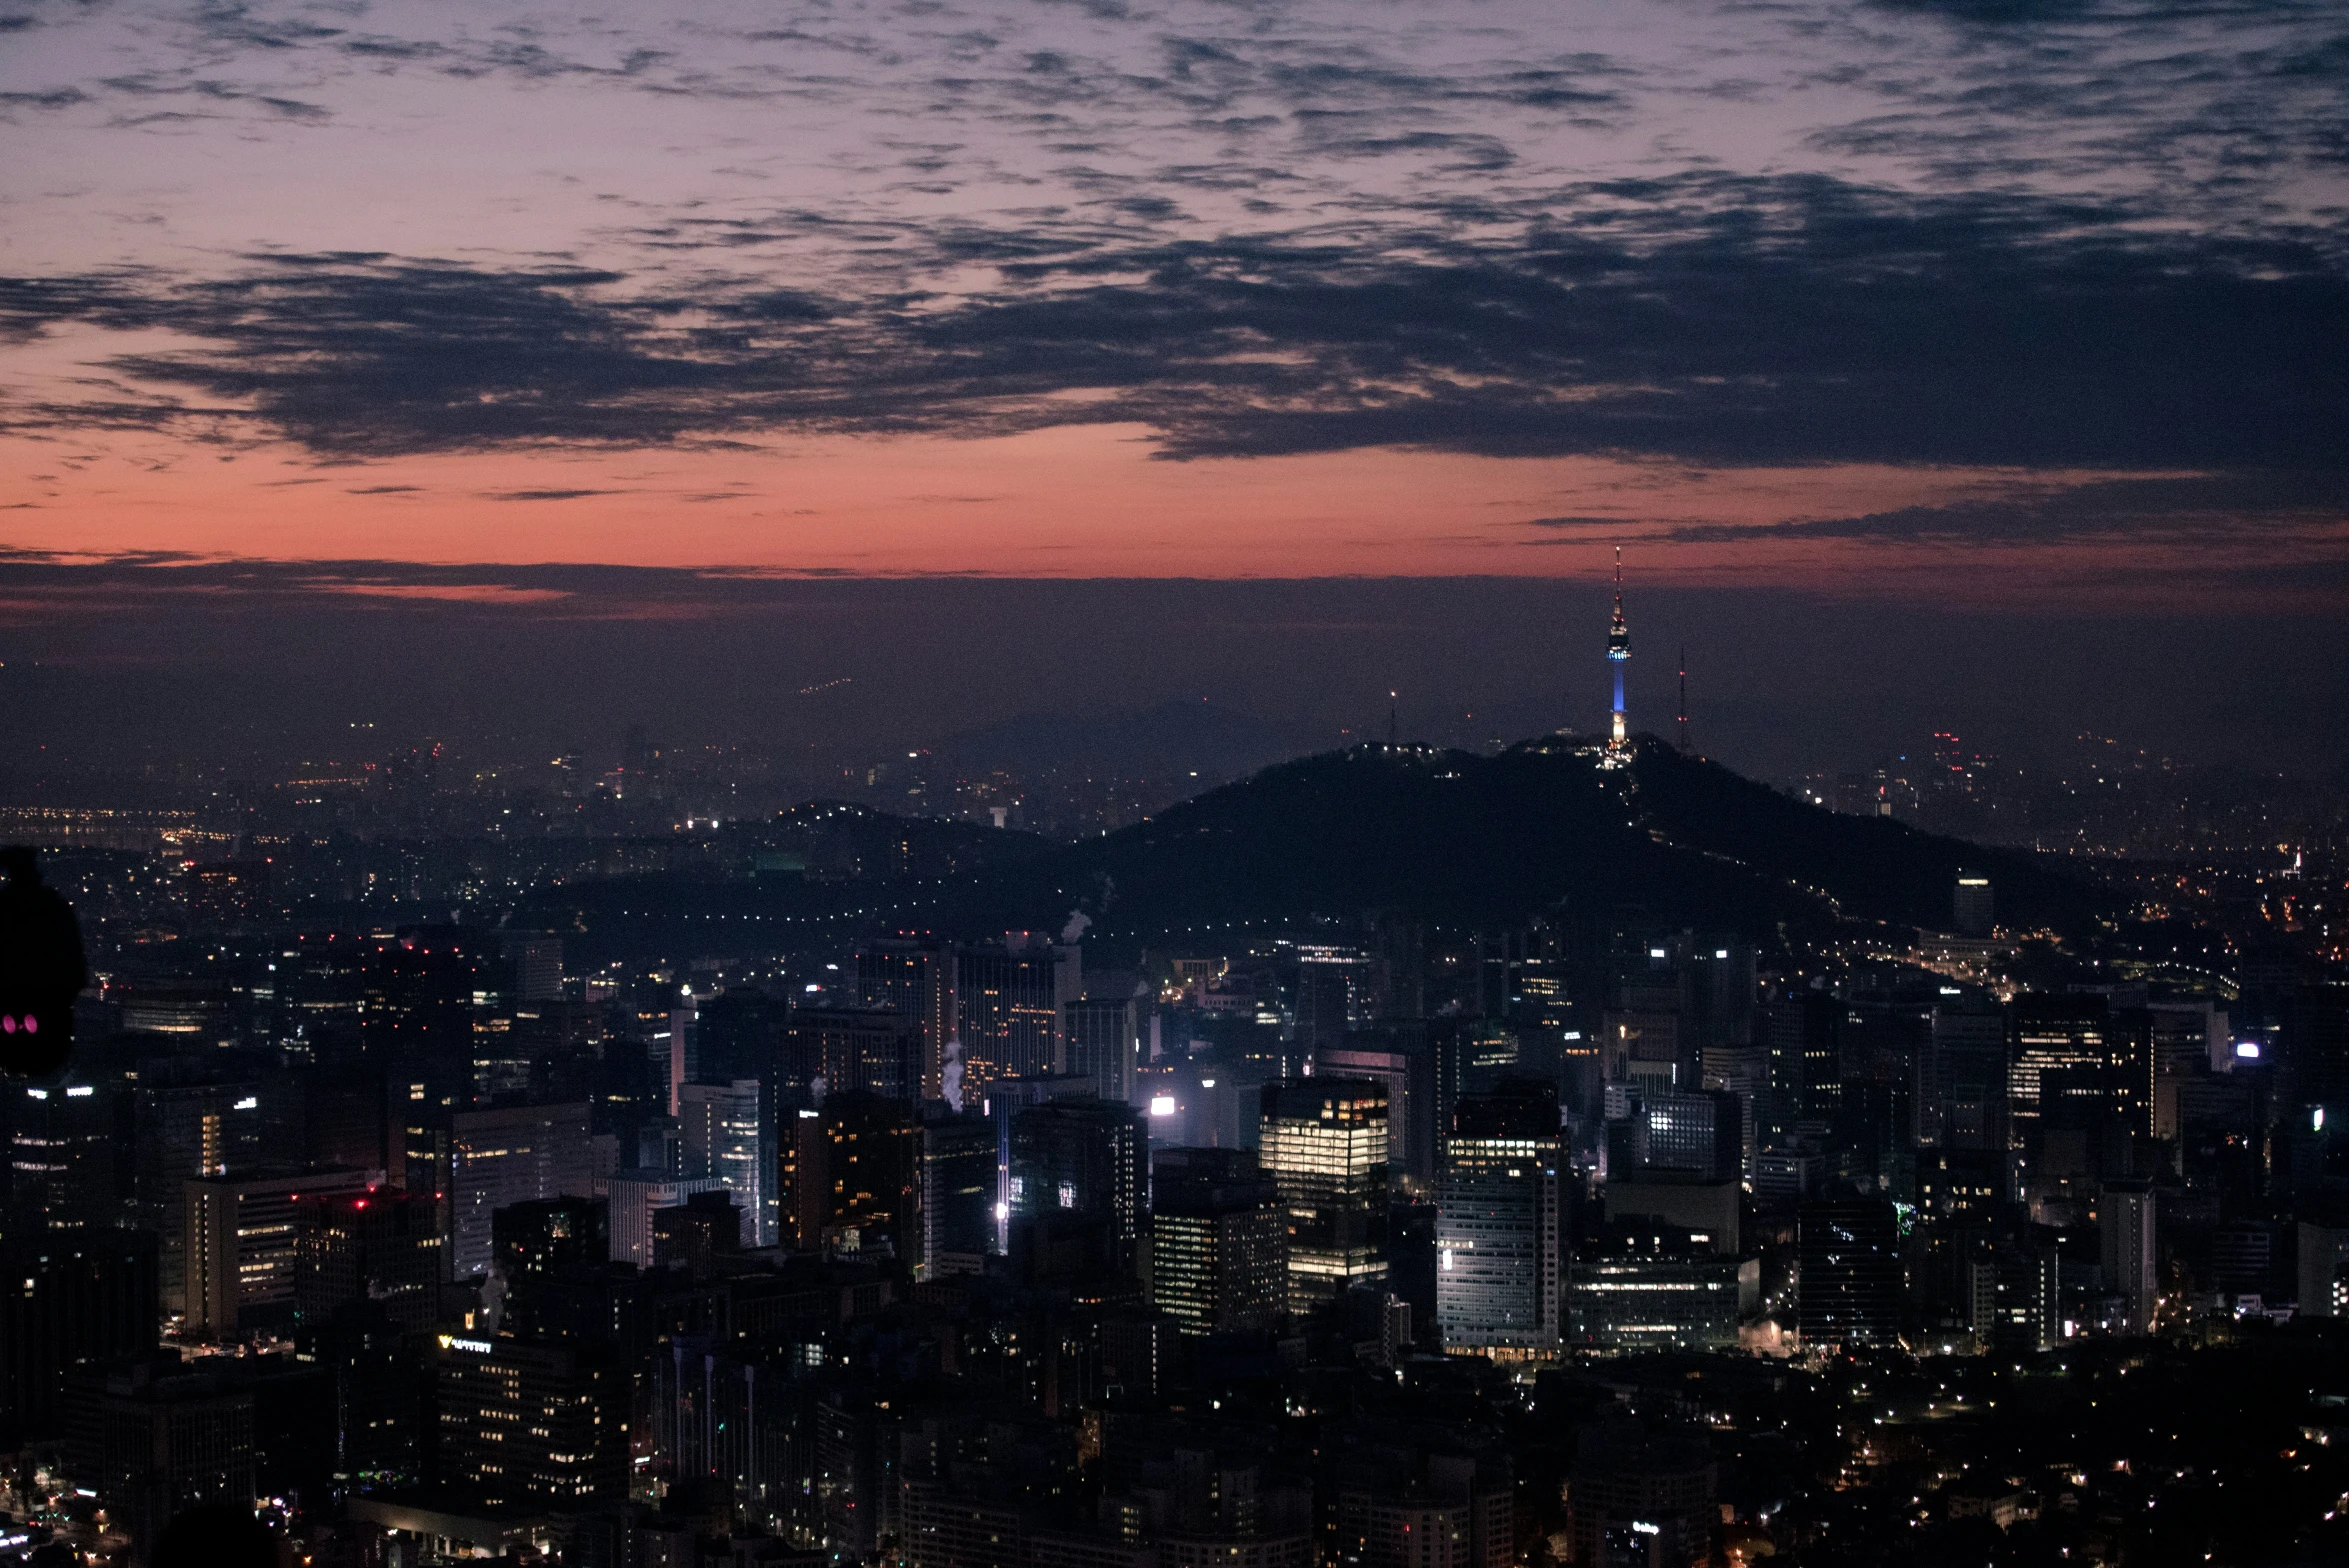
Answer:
913, 734, 2108, 950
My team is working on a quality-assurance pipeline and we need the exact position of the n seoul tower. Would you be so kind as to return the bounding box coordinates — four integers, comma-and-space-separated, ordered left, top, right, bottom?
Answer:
1606, 547, 1631, 752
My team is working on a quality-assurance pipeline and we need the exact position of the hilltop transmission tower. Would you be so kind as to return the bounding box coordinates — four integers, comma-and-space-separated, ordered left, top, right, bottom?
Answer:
1606, 548, 1630, 753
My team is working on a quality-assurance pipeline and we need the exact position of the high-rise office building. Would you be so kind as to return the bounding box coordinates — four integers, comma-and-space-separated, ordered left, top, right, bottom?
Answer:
853, 939, 945, 1090
1925, 994, 2010, 1155
492, 1196, 609, 1283
1763, 993, 1841, 1140
447, 1101, 593, 1281
780, 1092, 921, 1260
294, 1189, 443, 1335
1797, 1196, 1901, 1348
500, 932, 565, 1004
274, 931, 368, 1061
668, 991, 698, 1117
10, 1078, 122, 1233
1063, 994, 1141, 1105
1149, 1148, 1286, 1336
362, 928, 478, 1071
677, 1079, 774, 1248
652, 1190, 744, 1279
185, 1167, 374, 1341
1292, 952, 1362, 1056
63, 1357, 257, 1560
1952, 874, 1995, 937
2009, 994, 2154, 1144
429, 1333, 628, 1507
1962, 1234, 2061, 1352
784, 1008, 923, 1104
1334, 1452, 1512, 1568
605, 1170, 729, 1269
1259, 1080, 1391, 1314
1316, 1032, 1436, 1187
919, 1111, 1001, 1278
304, 1299, 421, 1481
1624, 1090, 1742, 1181
694, 988, 791, 1087
1008, 1098, 1148, 1280
1566, 1226, 1744, 1353
2102, 1178, 2157, 1334
134, 1073, 273, 1315
949, 934, 1080, 1097
0, 1230, 157, 1446
1435, 1082, 1563, 1357
2300, 1221, 2349, 1320
1564, 1429, 1715, 1568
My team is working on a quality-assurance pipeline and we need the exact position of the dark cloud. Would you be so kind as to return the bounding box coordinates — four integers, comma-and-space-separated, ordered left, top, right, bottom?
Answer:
4, 175, 2344, 476
1632, 473, 2348, 545
1520, 472, 2348, 551
481, 488, 623, 502
0, 87, 90, 109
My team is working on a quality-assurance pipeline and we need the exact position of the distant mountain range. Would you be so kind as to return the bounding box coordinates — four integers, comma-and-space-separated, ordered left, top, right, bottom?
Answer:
522, 735, 2109, 965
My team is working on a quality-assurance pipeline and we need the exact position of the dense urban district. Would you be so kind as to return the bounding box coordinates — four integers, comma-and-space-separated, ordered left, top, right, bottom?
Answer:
0, 687, 2342, 1568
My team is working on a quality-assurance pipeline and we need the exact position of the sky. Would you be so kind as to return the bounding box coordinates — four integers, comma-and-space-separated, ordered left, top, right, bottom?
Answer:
0, 0, 2344, 774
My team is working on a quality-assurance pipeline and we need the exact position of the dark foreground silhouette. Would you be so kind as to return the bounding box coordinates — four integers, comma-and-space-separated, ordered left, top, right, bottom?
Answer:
151, 1504, 278, 1568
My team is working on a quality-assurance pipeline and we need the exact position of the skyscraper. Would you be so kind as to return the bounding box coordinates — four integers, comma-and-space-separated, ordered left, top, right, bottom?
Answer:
10, 1078, 121, 1233
490, 1196, 609, 1294
1316, 1032, 1436, 1187
1952, 873, 1995, 937
133, 1072, 272, 1316
2102, 1178, 2157, 1333
1797, 1196, 1902, 1348
2009, 994, 2154, 1145
780, 1091, 921, 1260
429, 1333, 628, 1506
1063, 993, 1141, 1105
447, 1101, 593, 1281
677, 1079, 774, 1247
1008, 1097, 1149, 1281
362, 929, 478, 1106
919, 1110, 1000, 1278
63, 1358, 257, 1559
785, 1007, 923, 1105
606, 1169, 729, 1269
1259, 1079, 1391, 1314
295, 1189, 443, 1335
185, 1168, 374, 1341
1148, 1148, 1287, 1336
952, 935, 1078, 1095
1628, 1090, 1743, 1181
1435, 1081, 1563, 1358
0, 1230, 157, 1446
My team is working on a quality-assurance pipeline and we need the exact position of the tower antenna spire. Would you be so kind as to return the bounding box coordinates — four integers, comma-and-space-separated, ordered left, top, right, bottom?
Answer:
1677, 644, 1691, 754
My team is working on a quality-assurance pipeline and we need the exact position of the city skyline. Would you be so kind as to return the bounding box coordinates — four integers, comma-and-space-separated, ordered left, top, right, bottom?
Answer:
2, 2, 2346, 1563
